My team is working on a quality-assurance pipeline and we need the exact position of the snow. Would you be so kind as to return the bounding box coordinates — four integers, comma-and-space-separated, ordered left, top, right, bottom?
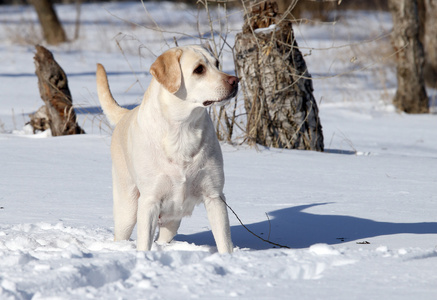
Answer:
254, 24, 277, 33
1, 1, 437, 299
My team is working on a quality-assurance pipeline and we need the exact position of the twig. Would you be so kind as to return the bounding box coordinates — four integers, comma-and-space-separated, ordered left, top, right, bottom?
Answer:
265, 212, 271, 241
74, 0, 82, 40
140, 0, 170, 48
114, 35, 145, 92
221, 197, 291, 249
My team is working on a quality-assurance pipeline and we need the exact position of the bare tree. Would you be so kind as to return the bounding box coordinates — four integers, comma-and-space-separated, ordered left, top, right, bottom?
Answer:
234, 1, 324, 151
418, 0, 437, 87
388, 0, 429, 113
29, 0, 67, 45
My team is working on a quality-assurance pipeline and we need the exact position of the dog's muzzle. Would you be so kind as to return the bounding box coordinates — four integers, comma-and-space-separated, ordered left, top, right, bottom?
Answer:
203, 76, 239, 107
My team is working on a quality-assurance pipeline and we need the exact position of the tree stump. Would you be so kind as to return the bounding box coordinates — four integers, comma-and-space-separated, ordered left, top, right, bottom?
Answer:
30, 45, 84, 136
389, 0, 429, 113
234, 1, 324, 151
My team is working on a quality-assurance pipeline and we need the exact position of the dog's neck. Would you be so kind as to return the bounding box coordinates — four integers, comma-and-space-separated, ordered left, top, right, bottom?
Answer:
140, 80, 209, 164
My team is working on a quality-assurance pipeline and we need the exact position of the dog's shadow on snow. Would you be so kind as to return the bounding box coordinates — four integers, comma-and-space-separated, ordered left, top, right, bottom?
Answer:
175, 203, 437, 250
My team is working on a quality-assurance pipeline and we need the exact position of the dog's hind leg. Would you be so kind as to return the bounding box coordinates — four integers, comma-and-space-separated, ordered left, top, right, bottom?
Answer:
113, 170, 139, 242
156, 219, 181, 244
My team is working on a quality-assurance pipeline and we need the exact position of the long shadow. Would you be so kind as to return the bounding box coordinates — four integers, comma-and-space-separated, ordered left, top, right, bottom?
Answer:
324, 149, 356, 155
0, 71, 144, 78
75, 104, 137, 115
175, 203, 437, 250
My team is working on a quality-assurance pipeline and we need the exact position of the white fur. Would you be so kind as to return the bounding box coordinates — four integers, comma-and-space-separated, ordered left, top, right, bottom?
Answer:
96, 45, 238, 254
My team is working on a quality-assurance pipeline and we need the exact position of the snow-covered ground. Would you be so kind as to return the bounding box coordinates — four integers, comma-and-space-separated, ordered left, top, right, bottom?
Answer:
1, 2, 436, 299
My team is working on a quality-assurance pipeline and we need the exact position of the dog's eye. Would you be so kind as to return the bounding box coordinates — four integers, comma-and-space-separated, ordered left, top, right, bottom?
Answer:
193, 65, 205, 75
215, 60, 220, 68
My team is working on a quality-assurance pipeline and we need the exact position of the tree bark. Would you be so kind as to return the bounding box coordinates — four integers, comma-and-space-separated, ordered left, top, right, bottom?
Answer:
31, 45, 84, 136
30, 0, 67, 45
388, 0, 429, 113
234, 1, 323, 151
418, 0, 437, 87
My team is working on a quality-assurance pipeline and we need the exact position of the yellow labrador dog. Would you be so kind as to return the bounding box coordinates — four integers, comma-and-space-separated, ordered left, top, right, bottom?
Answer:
96, 45, 238, 253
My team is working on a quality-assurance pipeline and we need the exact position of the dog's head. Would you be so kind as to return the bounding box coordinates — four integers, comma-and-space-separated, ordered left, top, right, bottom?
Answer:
150, 45, 238, 107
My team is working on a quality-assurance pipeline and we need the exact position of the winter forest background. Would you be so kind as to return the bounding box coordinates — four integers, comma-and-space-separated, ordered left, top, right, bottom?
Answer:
0, 0, 436, 299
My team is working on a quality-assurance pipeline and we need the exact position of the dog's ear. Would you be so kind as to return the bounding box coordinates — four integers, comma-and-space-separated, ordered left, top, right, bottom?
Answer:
150, 49, 182, 94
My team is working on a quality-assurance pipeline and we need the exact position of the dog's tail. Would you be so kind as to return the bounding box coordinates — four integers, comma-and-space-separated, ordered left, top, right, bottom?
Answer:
96, 63, 129, 126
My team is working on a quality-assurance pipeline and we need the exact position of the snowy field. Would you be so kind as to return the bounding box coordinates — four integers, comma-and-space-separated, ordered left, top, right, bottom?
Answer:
1, 1, 437, 299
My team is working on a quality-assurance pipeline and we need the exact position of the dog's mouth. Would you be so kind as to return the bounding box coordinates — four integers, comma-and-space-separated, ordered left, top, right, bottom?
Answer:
202, 98, 231, 107
202, 88, 238, 107
203, 100, 221, 106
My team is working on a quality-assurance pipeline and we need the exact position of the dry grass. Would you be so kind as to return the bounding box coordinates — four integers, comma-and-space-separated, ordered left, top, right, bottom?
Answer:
348, 35, 397, 104
4, 19, 44, 45
0, 119, 5, 133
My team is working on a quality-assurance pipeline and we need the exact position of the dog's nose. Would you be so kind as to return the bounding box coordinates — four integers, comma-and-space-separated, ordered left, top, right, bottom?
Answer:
227, 76, 239, 87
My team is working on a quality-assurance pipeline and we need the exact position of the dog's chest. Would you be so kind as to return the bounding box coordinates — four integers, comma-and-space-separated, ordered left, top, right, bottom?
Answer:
158, 158, 206, 221
163, 125, 203, 165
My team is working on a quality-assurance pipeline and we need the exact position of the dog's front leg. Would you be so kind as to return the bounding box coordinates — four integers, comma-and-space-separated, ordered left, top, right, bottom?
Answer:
136, 198, 160, 251
204, 195, 233, 254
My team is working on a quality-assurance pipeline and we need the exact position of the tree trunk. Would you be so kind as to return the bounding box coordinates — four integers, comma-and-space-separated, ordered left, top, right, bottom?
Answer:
30, 0, 67, 45
418, 0, 437, 87
31, 45, 84, 136
388, 0, 429, 113
234, 1, 324, 151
